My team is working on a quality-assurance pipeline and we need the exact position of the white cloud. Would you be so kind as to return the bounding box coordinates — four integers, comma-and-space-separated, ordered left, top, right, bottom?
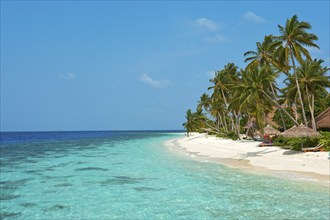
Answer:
204, 34, 227, 43
140, 73, 170, 89
58, 72, 77, 80
195, 17, 219, 31
242, 11, 266, 23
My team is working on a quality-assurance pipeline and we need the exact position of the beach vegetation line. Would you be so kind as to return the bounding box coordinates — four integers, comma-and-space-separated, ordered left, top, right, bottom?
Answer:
183, 15, 330, 148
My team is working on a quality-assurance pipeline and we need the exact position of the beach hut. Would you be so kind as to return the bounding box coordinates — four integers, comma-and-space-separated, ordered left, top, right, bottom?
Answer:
280, 124, 321, 149
314, 107, 330, 130
280, 124, 321, 138
263, 124, 281, 135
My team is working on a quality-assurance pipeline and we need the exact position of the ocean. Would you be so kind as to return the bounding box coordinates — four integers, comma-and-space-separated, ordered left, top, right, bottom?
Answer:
0, 131, 329, 219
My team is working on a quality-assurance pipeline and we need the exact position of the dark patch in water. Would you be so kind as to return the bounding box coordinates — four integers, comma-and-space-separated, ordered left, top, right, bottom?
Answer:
23, 170, 42, 174
52, 155, 66, 158
45, 167, 55, 171
41, 175, 56, 180
75, 167, 108, 172
20, 203, 37, 207
0, 178, 33, 189
25, 159, 38, 163
134, 187, 164, 192
113, 176, 145, 181
44, 204, 68, 211
99, 176, 149, 186
57, 175, 75, 179
54, 183, 73, 187
0, 194, 20, 200
48, 162, 73, 169
43, 190, 57, 194
0, 212, 21, 219
76, 161, 88, 165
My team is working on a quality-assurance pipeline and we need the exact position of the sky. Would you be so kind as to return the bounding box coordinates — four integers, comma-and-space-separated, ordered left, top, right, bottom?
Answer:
1, 0, 329, 131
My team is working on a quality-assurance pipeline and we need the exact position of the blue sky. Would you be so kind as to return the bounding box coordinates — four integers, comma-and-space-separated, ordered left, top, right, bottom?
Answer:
1, 1, 329, 131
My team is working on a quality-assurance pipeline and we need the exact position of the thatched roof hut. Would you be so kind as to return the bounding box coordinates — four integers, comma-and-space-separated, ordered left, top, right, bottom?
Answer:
314, 107, 330, 129
280, 124, 321, 138
263, 124, 280, 135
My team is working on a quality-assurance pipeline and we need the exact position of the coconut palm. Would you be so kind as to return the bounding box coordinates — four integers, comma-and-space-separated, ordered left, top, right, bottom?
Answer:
296, 59, 330, 130
208, 63, 239, 132
244, 36, 288, 129
272, 15, 319, 126
244, 35, 280, 70
232, 66, 299, 131
182, 109, 195, 137
209, 95, 227, 131
197, 93, 211, 113
183, 109, 209, 136
230, 67, 271, 131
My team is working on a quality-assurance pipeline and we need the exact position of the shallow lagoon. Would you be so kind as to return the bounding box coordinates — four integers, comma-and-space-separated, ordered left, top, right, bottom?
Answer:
1, 131, 329, 219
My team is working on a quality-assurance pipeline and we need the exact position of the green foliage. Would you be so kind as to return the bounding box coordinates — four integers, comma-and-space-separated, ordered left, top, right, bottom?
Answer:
187, 15, 329, 139
319, 132, 330, 151
287, 138, 319, 151
272, 108, 296, 130
272, 135, 288, 147
225, 131, 240, 140
273, 135, 321, 151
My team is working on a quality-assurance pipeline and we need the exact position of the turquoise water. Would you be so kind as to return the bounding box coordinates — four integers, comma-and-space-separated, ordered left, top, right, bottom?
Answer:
1, 131, 329, 219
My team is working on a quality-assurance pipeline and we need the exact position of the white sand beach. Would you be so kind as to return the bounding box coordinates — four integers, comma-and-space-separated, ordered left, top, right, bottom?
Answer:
165, 133, 330, 183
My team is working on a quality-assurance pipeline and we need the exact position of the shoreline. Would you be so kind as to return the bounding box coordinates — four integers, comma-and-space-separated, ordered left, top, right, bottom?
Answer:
165, 133, 330, 186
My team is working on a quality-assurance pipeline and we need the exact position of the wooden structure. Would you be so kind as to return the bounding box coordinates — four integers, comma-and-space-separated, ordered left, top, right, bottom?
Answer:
314, 107, 330, 130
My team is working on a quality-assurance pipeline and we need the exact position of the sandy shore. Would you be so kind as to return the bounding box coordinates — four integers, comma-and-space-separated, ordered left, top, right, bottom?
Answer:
165, 133, 330, 184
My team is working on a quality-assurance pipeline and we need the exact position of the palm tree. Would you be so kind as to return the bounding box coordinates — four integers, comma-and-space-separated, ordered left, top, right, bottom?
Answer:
244, 35, 287, 129
272, 15, 319, 126
197, 93, 211, 113
230, 67, 271, 131
244, 35, 280, 70
209, 95, 227, 131
183, 109, 195, 137
183, 109, 209, 136
232, 66, 299, 131
208, 63, 239, 132
296, 59, 330, 130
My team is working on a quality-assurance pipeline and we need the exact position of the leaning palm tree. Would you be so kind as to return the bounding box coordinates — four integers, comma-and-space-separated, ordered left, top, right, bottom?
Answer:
209, 63, 239, 132
272, 15, 319, 126
213, 96, 228, 131
232, 66, 299, 131
230, 67, 272, 131
244, 36, 287, 129
296, 59, 330, 130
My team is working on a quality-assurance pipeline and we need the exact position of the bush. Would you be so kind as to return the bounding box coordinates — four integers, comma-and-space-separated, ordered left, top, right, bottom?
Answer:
286, 137, 318, 151
273, 136, 320, 151
319, 132, 330, 151
273, 136, 288, 147
225, 131, 239, 140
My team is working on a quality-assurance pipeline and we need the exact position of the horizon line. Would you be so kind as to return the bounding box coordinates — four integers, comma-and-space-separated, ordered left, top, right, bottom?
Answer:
0, 129, 185, 133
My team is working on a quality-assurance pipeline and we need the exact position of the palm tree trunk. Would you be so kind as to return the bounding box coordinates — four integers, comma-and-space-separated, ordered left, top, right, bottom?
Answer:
305, 87, 316, 130
236, 111, 241, 139
220, 88, 235, 132
269, 82, 286, 130
290, 50, 308, 126
261, 90, 299, 126
222, 112, 228, 132
218, 112, 225, 130
311, 94, 316, 130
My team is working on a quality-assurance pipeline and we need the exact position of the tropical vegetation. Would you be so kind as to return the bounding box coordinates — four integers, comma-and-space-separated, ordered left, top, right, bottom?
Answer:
183, 15, 330, 144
